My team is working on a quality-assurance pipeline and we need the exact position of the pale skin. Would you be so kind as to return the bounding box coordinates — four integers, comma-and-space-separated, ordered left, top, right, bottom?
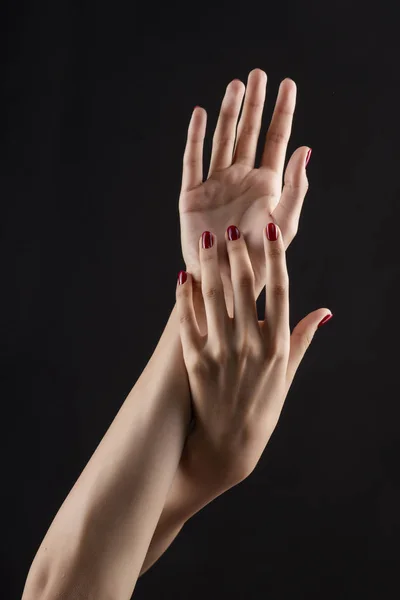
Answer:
140, 69, 333, 576
21, 69, 332, 599
176, 219, 331, 501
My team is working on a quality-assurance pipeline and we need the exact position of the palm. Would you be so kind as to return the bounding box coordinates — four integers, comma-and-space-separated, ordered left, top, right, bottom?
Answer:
180, 163, 280, 293
178, 69, 310, 303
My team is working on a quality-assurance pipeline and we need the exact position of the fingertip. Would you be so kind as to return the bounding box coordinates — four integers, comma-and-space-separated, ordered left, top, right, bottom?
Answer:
190, 106, 207, 129
318, 312, 333, 328
249, 67, 267, 81
229, 78, 246, 93
281, 76, 296, 89
226, 224, 241, 243
305, 147, 312, 168
265, 222, 280, 242
199, 230, 215, 251
177, 270, 188, 287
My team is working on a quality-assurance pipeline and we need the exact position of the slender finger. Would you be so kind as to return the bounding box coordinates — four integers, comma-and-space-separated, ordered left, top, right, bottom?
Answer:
207, 79, 245, 177
262, 222, 290, 357
198, 231, 229, 346
225, 225, 260, 340
272, 146, 311, 248
176, 270, 201, 355
260, 78, 297, 179
181, 106, 207, 193
232, 68, 267, 168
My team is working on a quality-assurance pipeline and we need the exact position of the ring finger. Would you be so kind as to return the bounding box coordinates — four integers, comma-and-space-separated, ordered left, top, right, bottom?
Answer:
199, 231, 230, 346
263, 222, 290, 357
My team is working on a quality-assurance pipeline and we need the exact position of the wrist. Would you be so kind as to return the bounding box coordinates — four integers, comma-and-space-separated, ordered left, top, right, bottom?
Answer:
178, 430, 235, 518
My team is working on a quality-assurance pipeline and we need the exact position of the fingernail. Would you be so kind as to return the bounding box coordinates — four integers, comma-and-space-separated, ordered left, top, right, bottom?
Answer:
305, 148, 312, 167
178, 270, 187, 285
202, 231, 214, 249
227, 225, 240, 241
318, 313, 333, 328
266, 223, 278, 241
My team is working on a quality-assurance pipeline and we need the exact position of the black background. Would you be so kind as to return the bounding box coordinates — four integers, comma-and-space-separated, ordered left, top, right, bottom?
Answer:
2, 1, 400, 598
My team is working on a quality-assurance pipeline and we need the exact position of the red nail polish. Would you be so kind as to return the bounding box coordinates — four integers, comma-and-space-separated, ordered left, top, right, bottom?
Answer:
178, 270, 187, 285
318, 313, 333, 328
202, 231, 213, 249
305, 148, 312, 167
227, 225, 240, 241
266, 223, 278, 241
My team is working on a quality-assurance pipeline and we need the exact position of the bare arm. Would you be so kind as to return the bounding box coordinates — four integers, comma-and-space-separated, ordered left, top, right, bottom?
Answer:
141, 219, 332, 579
139, 70, 315, 577
22, 302, 191, 600
139, 445, 223, 576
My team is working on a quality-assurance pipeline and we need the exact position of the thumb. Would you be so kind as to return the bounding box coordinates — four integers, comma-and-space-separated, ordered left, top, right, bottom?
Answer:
286, 309, 333, 390
272, 146, 310, 248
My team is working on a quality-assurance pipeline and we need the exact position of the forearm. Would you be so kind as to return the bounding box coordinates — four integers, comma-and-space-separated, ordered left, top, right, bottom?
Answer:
139, 489, 216, 578
139, 428, 232, 576
138, 485, 221, 578
22, 302, 191, 600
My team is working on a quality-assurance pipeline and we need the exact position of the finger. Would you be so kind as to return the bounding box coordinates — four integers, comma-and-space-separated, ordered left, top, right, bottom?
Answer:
207, 79, 245, 177
198, 231, 230, 346
285, 309, 333, 392
225, 225, 259, 340
232, 68, 267, 168
181, 106, 207, 193
263, 222, 290, 357
272, 146, 311, 249
176, 270, 201, 355
260, 78, 297, 179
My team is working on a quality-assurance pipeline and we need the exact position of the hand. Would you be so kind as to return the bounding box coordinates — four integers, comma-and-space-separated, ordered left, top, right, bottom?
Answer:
176, 223, 332, 493
179, 68, 310, 321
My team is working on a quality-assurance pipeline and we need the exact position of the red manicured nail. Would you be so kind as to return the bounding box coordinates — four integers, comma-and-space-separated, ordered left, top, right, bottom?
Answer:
202, 231, 214, 249
227, 225, 240, 241
266, 223, 278, 241
305, 148, 312, 167
178, 270, 187, 285
318, 313, 333, 328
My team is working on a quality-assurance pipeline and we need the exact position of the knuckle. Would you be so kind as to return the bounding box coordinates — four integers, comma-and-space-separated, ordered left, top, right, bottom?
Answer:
246, 98, 263, 111
203, 285, 221, 300
189, 352, 208, 374
201, 251, 216, 263
209, 341, 229, 365
213, 134, 235, 149
247, 339, 265, 362
292, 329, 313, 354
240, 121, 258, 137
179, 311, 192, 325
266, 129, 288, 146
177, 285, 191, 300
228, 240, 244, 254
284, 179, 303, 193
234, 334, 264, 363
220, 104, 239, 121
269, 340, 289, 362
236, 270, 255, 290
267, 245, 284, 259
271, 282, 287, 297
